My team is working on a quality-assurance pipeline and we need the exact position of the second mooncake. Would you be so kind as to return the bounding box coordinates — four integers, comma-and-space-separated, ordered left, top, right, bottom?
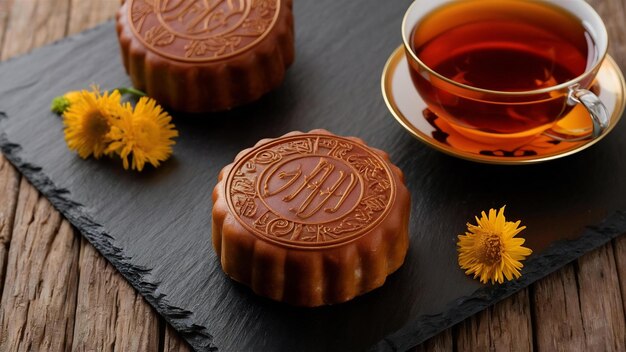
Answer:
116, 0, 295, 112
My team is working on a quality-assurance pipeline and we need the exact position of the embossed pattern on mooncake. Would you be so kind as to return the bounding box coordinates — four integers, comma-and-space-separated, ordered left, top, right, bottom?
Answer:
225, 134, 396, 248
128, 0, 280, 61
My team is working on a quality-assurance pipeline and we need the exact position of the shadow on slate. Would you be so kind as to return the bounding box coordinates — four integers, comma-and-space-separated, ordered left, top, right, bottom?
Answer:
1, 1, 626, 351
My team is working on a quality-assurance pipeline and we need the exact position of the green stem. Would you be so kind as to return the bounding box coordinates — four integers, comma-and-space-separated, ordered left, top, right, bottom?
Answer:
115, 87, 147, 97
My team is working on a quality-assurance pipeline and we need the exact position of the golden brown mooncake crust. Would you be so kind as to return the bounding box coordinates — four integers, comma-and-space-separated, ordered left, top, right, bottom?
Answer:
116, 0, 294, 113
212, 129, 411, 306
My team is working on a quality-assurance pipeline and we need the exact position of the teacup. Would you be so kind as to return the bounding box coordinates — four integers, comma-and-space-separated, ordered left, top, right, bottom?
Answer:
402, 0, 609, 145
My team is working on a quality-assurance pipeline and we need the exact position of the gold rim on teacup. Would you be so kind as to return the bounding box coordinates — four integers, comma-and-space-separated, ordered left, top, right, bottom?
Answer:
381, 46, 626, 165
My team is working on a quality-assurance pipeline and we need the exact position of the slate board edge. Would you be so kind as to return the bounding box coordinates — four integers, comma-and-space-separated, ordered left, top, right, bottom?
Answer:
0, 126, 216, 352
374, 210, 626, 351
0, 21, 217, 351
3, 116, 626, 352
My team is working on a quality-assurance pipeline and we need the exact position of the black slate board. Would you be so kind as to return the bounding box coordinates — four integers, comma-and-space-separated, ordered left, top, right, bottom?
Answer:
1, 1, 626, 351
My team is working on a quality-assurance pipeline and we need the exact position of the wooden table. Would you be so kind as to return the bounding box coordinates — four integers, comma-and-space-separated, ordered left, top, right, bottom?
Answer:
0, 1, 624, 351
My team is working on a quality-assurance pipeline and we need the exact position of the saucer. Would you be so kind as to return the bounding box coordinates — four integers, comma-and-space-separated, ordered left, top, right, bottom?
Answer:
381, 46, 626, 165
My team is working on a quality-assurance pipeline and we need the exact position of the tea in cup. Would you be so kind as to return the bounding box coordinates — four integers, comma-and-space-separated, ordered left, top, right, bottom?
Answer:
402, 0, 609, 145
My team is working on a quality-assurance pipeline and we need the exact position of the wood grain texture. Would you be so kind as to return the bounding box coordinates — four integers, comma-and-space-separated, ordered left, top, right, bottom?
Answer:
0, 1, 80, 350
164, 324, 192, 352
456, 289, 533, 352
0, 0, 14, 53
1, 0, 70, 60
613, 236, 626, 321
0, 0, 624, 351
64, 2, 164, 351
576, 243, 626, 351
114, 277, 161, 351
0, 179, 79, 351
414, 329, 452, 352
531, 264, 585, 351
67, 0, 119, 35
72, 238, 160, 352
0, 155, 19, 294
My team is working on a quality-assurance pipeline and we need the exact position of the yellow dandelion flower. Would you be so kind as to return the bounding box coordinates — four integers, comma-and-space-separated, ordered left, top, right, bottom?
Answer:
64, 91, 83, 105
457, 206, 532, 284
63, 89, 123, 159
106, 97, 178, 171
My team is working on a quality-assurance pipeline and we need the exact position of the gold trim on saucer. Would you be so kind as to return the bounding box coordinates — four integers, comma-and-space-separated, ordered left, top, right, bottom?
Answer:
381, 45, 626, 165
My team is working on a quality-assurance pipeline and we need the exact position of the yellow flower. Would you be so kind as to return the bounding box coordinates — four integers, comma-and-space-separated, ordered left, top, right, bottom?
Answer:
457, 206, 532, 284
106, 97, 178, 171
63, 89, 123, 159
64, 91, 82, 105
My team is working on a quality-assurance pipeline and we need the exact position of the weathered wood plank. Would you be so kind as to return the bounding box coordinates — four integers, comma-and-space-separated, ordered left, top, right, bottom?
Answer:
0, 155, 19, 294
72, 238, 161, 351
71, 239, 122, 351
0, 0, 14, 54
0, 0, 80, 350
0, 0, 21, 296
1, 0, 70, 60
576, 243, 626, 351
72, 238, 160, 351
590, 17, 625, 342
114, 275, 161, 351
456, 289, 533, 352
0, 179, 80, 351
613, 236, 626, 321
164, 324, 192, 352
67, 0, 119, 35
63, 1, 161, 351
414, 329, 452, 352
531, 263, 585, 351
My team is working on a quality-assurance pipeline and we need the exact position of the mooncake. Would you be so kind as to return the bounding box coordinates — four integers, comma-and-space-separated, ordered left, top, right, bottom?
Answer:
116, 0, 294, 112
212, 130, 411, 306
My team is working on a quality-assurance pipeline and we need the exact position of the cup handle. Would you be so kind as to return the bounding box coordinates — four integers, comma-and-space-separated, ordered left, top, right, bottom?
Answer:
542, 84, 610, 142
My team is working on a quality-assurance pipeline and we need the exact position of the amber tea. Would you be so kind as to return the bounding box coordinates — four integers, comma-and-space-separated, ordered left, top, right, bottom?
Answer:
408, 0, 597, 137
